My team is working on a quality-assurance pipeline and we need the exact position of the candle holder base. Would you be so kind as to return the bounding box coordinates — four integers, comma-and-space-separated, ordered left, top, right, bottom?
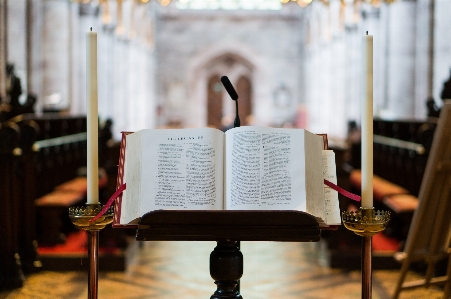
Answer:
69, 203, 113, 299
342, 207, 390, 299
342, 207, 390, 237
69, 204, 114, 231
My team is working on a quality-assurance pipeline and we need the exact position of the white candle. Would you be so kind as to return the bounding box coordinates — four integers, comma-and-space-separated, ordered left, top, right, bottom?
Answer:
87, 28, 99, 204
361, 32, 373, 209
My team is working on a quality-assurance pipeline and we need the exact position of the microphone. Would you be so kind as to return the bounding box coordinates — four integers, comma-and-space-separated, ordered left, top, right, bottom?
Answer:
220, 76, 240, 128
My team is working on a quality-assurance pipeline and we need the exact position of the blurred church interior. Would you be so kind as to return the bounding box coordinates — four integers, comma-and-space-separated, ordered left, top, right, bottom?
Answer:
1, 0, 451, 298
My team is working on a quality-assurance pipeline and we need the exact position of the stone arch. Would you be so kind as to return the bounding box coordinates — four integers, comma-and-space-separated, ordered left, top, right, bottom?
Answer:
185, 41, 270, 128
236, 75, 252, 125
206, 74, 223, 129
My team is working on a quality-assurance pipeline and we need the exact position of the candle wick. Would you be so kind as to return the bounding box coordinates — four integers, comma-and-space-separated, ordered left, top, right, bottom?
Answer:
90, 27, 92, 32
366, 31, 368, 35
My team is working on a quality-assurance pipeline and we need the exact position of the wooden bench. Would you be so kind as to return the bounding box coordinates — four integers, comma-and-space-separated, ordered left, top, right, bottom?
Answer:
10, 115, 108, 246
349, 169, 409, 203
327, 118, 437, 269
372, 119, 436, 196
382, 194, 420, 240
0, 113, 127, 284
0, 121, 25, 287
348, 118, 436, 209
35, 169, 108, 245
382, 194, 419, 214
54, 168, 108, 194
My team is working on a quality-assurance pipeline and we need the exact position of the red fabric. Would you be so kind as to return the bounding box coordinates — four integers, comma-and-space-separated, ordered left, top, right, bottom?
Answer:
38, 231, 87, 254
372, 232, 401, 252
38, 230, 121, 255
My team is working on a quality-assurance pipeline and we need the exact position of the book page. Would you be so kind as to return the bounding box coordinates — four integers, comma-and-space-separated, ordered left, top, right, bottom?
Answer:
304, 131, 326, 221
121, 128, 224, 224
120, 132, 142, 225
224, 126, 307, 211
322, 150, 341, 225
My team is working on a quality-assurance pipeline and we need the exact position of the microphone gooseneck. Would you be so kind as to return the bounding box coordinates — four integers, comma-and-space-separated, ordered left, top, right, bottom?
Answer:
220, 76, 240, 128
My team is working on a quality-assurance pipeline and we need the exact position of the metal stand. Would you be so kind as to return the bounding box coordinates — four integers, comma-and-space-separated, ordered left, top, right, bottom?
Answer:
342, 207, 390, 299
362, 236, 372, 298
69, 204, 114, 299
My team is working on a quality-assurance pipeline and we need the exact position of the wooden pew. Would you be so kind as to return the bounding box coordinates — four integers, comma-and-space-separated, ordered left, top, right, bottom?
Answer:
13, 115, 108, 246
0, 121, 25, 288
0, 115, 90, 274
0, 114, 128, 288
328, 118, 438, 269
32, 131, 90, 245
348, 118, 436, 211
15, 119, 41, 274
373, 119, 436, 197
371, 119, 436, 241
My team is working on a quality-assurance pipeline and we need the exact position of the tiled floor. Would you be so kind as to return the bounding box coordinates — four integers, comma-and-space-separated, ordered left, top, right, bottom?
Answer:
0, 240, 445, 299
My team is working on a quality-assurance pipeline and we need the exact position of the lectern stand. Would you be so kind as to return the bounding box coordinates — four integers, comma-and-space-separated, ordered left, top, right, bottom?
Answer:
136, 210, 326, 299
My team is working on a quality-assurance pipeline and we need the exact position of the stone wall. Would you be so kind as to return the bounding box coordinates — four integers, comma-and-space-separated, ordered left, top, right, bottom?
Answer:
154, 4, 304, 128
2, 0, 451, 140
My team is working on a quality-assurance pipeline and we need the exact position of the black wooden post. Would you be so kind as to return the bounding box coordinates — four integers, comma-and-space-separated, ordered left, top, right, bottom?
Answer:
210, 240, 243, 299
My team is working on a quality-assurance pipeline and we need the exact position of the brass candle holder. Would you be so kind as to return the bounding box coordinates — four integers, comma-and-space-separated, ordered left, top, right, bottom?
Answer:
342, 207, 390, 237
69, 204, 114, 299
342, 207, 390, 299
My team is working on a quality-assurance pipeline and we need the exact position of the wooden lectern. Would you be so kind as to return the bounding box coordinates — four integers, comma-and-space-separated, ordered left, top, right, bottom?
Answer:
137, 210, 325, 299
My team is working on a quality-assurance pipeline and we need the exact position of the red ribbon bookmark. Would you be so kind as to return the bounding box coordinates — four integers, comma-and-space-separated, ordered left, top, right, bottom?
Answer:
89, 183, 126, 222
324, 179, 361, 202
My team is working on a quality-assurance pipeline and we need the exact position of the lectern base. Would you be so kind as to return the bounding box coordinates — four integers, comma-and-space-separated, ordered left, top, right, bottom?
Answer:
211, 286, 242, 299
210, 240, 243, 299
137, 210, 323, 298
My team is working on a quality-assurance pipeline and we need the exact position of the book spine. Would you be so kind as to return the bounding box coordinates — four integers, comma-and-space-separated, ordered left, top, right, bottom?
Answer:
113, 132, 132, 226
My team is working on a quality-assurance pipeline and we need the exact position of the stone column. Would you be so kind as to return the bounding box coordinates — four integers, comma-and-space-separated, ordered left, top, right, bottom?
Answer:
143, 6, 157, 130
319, 39, 331, 134
330, 36, 347, 139
131, 41, 152, 130
110, 0, 132, 135
375, 2, 389, 116
384, 0, 417, 118
68, 1, 80, 114
305, 42, 317, 132
414, 0, 434, 118
98, 25, 115, 122
344, 26, 362, 126
41, 0, 71, 112
68, 3, 94, 114
0, 0, 7, 102
7, 0, 27, 104
129, 39, 140, 129
433, 0, 451, 103
362, 3, 384, 118
112, 37, 129, 134
304, 3, 323, 133
27, 0, 43, 109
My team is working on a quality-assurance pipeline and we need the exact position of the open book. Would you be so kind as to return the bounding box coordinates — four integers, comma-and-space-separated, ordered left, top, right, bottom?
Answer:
113, 126, 341, 227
